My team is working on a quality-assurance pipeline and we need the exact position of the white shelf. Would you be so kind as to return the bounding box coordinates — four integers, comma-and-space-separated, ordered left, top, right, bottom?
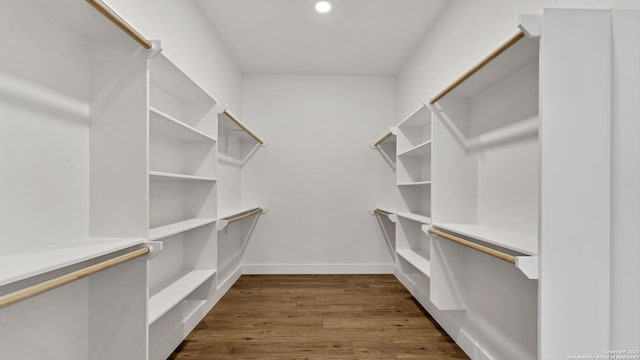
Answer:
397, 180, 431, 186
148, 269, 216, 324
149, 107, 216, 143
397, 104, 430, 128
149, 171, 217, 182
397, 249, 431, 277
397, 140, 432, 158
434, 223, 537, 256
396, 212, 432, 224
218, 206, 262, 221
439, 36, 539, 100
376, 207, 396, 215
149, 218, 216, 241
0, 238, 147, 287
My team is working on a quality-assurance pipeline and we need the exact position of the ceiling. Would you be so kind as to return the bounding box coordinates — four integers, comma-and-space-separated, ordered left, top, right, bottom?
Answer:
196, 0, 448, 76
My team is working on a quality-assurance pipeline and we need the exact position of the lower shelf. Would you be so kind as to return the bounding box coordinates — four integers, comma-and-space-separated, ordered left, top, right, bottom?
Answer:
148, 269, 216, 324
397, 249, 431, 277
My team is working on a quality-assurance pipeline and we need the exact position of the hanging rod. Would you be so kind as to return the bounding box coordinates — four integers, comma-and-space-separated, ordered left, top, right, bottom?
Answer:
0, 247, 150, 310
374, 208, 392, 217
428, 228, 516, 264
86, 0, 153, 49
223, 110, 264, 145
374, 132, 393, 146
430, 31, 525, 104
225, 207, 263, 224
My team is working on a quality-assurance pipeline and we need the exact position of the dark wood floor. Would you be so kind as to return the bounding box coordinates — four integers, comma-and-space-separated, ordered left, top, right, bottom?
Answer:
168, 275, 469, 359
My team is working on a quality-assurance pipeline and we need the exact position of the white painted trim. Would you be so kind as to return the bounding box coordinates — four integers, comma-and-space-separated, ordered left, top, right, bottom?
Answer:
242, 264, 394, 274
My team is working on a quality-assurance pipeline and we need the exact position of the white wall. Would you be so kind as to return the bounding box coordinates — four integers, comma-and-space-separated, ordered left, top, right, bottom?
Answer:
0, 1, 91, 253
239, 75, 397, 272
106, 0, 242, 110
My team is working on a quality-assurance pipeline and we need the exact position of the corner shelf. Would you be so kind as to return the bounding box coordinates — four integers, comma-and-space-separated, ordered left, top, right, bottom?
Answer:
148, 218, 217, 241
148, 269, 216, 324
397, 249, 431, 277
149, 171, 217, 182
149, 107, 217, 143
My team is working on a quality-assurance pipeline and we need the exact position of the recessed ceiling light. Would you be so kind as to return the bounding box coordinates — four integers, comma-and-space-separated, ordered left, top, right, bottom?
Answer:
315, 1, 331, 13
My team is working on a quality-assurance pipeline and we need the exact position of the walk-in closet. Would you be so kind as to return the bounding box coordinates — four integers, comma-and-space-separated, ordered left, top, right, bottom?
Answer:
1, 0, 639, 359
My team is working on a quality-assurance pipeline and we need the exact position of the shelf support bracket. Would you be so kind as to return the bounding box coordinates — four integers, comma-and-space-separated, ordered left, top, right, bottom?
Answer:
515, 256, 538, 279
519, 15, 541, 38
144, 241, 163, 260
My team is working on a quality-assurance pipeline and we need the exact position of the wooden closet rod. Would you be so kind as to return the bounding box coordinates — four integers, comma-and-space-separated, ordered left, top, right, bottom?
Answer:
0, 247, 150, 310
374, 132, 392, 146
428, 228, 516, 264
430, 31, 525, 104
225, 208, 263, 224
374, 208, 392, 217
223, 110, 264, 145
86, 0, 153, 49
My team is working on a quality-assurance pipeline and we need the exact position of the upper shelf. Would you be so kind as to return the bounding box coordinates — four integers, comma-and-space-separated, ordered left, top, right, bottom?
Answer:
19, 0, 150, 58
149, 107, 216, 143
431, 31, 539, 103
0, 237, 146, 287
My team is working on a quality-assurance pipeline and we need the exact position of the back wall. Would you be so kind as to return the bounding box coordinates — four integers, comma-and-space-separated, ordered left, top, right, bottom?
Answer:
240, 75, 397, 273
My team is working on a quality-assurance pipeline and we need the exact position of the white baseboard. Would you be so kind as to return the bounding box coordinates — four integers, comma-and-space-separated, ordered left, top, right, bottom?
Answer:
242, 263, 394, 274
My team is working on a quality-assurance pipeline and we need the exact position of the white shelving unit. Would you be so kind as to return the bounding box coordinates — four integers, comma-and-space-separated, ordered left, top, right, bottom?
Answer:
217, 109, 264, 287
425, 26, 543, 359
394, 104, 433, 299
147, 53, 219, 360
0, 1, 151, 359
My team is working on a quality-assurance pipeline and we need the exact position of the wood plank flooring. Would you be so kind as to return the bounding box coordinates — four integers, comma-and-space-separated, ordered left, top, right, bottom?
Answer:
168, 275, 469, 359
